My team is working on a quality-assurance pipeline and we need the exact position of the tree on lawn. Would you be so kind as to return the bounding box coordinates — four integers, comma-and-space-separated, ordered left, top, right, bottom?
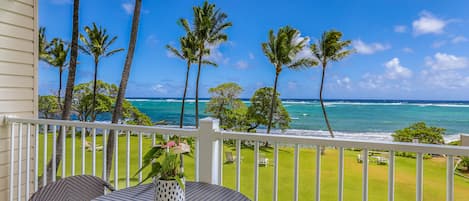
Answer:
79, 23, 124, 122
191, 1, 232, 128
205, 82, 244, 128
310, 30, 353, 138
262, 26, 316, 135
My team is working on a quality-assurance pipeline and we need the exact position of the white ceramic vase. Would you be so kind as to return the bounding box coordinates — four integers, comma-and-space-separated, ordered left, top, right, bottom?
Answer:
153, 178, 185, 201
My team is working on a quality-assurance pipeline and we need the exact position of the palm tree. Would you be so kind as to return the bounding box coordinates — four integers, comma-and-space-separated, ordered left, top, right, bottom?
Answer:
192, 1, 232, 128
39, 27, 51, 61
310, 30, 353, 138
43, 0, 80, 185
166, 26, 216, 128
47, 38, 70, 110
79, 23, 124, 122
262, 26, 316, 136
106, 0, 142, 181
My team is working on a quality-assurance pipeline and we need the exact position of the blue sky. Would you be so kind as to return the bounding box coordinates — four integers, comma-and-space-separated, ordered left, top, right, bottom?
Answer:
39, 0, 469, 100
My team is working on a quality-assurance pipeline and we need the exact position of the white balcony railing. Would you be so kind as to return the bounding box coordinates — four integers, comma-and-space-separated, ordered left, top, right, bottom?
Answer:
5, 116, 469, 201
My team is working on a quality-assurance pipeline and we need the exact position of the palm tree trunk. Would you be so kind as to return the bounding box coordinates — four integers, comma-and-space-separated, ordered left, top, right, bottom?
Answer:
91, 60, 99, 122
179, 62, 190, 128
267, 72, 279, 134
42, 0, 80, 186
195, 45, 204, 128
319, 65, 334, 138
266, 71, 279, 147
58, 68, 63, 111
106, 0, 141, 181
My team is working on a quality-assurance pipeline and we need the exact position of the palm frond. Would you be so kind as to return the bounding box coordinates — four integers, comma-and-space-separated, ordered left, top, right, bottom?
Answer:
105, 48, 124, 57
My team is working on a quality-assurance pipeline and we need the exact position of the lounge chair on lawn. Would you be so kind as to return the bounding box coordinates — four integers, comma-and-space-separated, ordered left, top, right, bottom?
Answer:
85, 141, 103, 152
225, 152, 236, 163
357, 154, 364, 163
258, 154, 269, 166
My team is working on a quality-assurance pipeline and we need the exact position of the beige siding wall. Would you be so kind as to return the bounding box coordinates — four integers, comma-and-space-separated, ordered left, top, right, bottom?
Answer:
0, 0, 38, 200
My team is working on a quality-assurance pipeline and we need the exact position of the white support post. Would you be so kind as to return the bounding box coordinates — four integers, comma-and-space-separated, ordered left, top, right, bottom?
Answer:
197, 118, 220, 184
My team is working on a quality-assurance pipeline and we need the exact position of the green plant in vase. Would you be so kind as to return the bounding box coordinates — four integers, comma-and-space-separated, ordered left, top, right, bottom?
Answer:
136, 140, 190, 201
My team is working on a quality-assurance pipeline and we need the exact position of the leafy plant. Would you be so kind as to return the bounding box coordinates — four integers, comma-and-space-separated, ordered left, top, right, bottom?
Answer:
135, 141, 190, 189
392, 122, 445, 144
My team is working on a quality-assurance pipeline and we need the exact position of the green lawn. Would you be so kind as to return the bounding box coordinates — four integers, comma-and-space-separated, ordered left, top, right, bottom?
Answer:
37, 134, 469, 201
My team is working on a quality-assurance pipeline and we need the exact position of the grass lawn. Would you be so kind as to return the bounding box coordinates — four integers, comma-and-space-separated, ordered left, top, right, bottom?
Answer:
37, 134, 469, 201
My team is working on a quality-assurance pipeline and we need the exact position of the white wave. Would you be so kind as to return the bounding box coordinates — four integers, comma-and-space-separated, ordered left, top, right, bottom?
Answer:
415, 103, 469, 108
256, 128, 460, 143
127, 99, 155, 102
282, 101, 316, 104
325, 102, 404, 106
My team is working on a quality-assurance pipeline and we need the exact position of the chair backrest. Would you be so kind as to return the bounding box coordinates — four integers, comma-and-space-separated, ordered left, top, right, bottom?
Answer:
29, 175, 114, 201
225, 152, 234, 161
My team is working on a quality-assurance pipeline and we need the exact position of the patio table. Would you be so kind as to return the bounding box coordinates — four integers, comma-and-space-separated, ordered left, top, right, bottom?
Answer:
93, 181, 251, 201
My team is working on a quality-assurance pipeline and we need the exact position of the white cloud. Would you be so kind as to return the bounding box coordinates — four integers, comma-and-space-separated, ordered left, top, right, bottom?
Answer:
451, 36, 468, 44
422, 70, 469, 89
432, 40, 447, 48
122, 3, 134, 15
359, 74, 385, 89
402, 47, 414, 53
292, 33, 313, 62
204, 44, 230, 65
235, 60, 248, 69
412, 11, 447, 35
358, 58, 412, 90
353, 40, 391, 55
384, 58, 412, 79
249, 53, 255, 60
152, 84, 168, 94
50, 0, 72, 4
394, 25, 407, 33
425, 53, 468, 70
336, 77, 352, 89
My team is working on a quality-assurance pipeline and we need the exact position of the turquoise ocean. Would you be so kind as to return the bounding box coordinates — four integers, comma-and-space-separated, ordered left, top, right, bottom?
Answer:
126, 98, 469, 142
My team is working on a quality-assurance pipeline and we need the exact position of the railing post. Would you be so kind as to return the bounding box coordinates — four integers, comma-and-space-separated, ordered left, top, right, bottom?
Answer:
198, 118, 221, 185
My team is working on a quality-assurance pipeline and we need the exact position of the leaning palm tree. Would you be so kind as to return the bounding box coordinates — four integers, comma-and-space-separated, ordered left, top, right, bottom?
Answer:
191, 1, 232, 128
47, 38, 70, 110
167, 27, 216, 128
80, 23, 124, 122
106, 0, 142, 181
262, 26, 317, 136
310, 30, 353, 138
43, 0, 80, 185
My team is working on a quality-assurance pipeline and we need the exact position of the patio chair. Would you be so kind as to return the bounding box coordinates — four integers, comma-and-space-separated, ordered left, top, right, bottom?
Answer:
225, 152, 236, 163
377, 156, 388, 165
258, 154, 269, 166
29, 175, 115, 201
357, 154, 363, 163
85, 140, 103, 152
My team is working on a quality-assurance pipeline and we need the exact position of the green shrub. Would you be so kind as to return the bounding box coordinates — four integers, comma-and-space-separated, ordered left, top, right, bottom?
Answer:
392, 122, 445, 144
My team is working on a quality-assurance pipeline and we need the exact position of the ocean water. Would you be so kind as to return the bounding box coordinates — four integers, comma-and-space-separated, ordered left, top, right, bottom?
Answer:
127, 98, 469, 142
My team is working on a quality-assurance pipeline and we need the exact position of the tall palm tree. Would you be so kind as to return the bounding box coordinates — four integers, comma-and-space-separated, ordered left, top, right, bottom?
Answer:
166, 26, 216, 128
47, 38, 70, 110
262, 26, 316, 136
192, 1, 232, 128
106, 0, 142, 181
310, 30, 353, 138
80, 23, 124, 122
167, 33, 198, 129
43, 0, 80, 185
